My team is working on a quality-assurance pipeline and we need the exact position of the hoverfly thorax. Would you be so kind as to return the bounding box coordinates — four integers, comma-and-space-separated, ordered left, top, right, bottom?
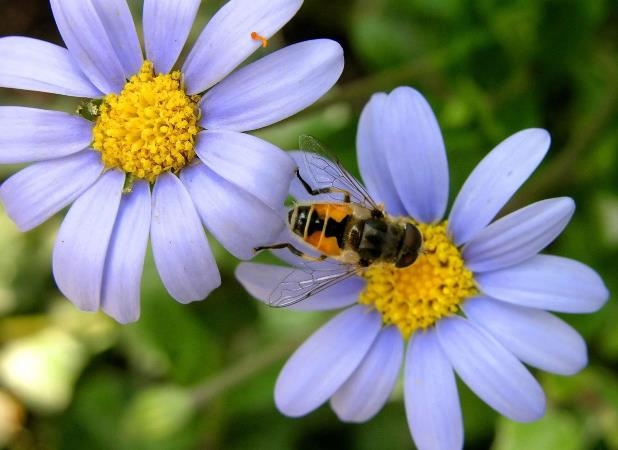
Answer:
357, 219, 423, 268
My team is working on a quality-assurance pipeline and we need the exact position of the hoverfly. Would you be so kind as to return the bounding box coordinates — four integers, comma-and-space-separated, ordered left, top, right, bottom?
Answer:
254, 136, 423, 308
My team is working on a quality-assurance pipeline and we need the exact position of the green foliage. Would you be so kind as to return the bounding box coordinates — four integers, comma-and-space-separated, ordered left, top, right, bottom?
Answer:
0, 0, 616, 448
493, 410, 587, 450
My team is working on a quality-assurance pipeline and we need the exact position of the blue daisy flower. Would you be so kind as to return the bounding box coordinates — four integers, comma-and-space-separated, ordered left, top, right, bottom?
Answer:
236, 87, 609, 450
0, 0, 343, 323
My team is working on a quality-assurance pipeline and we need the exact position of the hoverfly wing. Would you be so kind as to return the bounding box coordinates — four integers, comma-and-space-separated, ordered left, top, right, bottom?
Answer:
268, 263, 361, 308
297, 135, 380, 210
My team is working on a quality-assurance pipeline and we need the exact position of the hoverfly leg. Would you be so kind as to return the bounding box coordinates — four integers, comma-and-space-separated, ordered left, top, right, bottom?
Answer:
254, 242, 328, 262
295, 169, 351, 203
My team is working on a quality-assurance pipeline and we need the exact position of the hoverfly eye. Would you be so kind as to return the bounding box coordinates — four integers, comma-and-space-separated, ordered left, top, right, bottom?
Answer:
395, 251, 418, 268
395, 224, 422, 268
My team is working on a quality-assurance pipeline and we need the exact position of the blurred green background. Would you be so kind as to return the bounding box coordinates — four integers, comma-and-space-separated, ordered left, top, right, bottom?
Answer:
0, 0, 616, 448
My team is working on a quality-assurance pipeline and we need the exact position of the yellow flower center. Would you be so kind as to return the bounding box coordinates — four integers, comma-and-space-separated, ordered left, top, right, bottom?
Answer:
92, 61, 200, 183
359, 221, 477, 338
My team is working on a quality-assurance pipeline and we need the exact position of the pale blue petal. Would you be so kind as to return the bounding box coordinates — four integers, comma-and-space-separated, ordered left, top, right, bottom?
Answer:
331, 326, 403, 423
0, 107, 92, 163
200, 39, 343, 131
275, 305, 381, 417
0, 37, 101, 97
90, 0, 142, 76
101, 181, 151, 324
52, 169, 125, 311
266, 240, 330, 273
475, 254, 609, 313
463, 197, 575, 272
182, 0, 303, 94
50, 0, 128, 93
405, 328, 463, 450
383, 87, 449, 223
449, 129, 550, 246
151, 173, 221, 302
356, 92, 407, 215
271, 248, 343, 272
235, 262, 363, 311
463, 297, 588, 375
285, 280, 362, 312
437, 316, 546, 422
195, 130, 295, 209
143, 0, 200, 74
181, 163, 284, 259
0, 150, 103, 231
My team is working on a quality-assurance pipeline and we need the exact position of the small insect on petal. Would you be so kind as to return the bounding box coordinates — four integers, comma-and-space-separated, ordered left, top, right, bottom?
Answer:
251, 32, 269, 48
253, 137, 424, 310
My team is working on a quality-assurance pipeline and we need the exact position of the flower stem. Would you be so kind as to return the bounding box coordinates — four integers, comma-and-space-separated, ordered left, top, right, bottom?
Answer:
189, 336, 304, 407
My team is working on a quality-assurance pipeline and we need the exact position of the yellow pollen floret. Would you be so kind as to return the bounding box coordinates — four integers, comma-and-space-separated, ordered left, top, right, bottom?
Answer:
92, 60, 200, 183
359, 221, 477, 338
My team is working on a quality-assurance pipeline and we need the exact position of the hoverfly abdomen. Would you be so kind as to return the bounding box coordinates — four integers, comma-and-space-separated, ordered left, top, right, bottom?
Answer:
288, 207, 308, 235
288, 203, 353, 257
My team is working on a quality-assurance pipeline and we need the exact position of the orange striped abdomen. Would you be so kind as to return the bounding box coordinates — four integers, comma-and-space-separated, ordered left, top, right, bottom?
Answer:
288, 203, 353, 257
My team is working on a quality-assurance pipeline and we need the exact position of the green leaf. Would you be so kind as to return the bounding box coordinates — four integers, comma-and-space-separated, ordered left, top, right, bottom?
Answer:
121, 385, 195, 441
493, 410, 586, 450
